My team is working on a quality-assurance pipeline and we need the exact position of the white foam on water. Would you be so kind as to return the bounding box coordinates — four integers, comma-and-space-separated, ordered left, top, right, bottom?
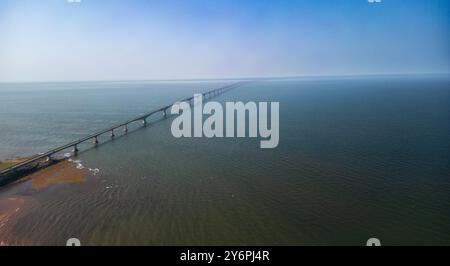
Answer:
88, 168, 100, 175
64, 156, 100, 176
105, 184, 119, 190
67, 158, 101, 176
69, 159, 85, 169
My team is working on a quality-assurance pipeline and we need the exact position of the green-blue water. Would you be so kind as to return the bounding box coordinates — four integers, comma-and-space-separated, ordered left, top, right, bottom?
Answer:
0, 75, 449, 245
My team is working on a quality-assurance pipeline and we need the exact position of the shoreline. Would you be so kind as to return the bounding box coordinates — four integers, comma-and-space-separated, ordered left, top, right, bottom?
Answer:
0, 155, 64, 187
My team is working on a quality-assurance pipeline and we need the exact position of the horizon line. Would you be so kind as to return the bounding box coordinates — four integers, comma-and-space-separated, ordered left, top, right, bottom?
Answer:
1, 72, 449, 84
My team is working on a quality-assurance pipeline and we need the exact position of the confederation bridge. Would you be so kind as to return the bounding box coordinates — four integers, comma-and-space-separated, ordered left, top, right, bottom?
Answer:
0, 82, 245, 184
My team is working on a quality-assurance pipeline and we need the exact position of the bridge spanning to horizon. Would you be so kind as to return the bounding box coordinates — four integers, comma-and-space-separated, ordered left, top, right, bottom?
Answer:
0, 81, 246, 181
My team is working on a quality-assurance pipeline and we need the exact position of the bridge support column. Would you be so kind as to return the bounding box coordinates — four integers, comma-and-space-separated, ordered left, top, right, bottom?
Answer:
92, 136, 98, 145
143, 119, 147, 127
110, 130, 115, 138
123, 125, 128, 133
162, 109, 166, 117
72, 145, 79, 154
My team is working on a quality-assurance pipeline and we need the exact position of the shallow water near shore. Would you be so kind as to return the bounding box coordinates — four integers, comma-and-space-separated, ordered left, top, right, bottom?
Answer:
0, 76, 449, 245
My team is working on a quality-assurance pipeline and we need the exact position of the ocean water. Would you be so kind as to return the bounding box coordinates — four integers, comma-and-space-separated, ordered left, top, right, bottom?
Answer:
0, 76, 449, 245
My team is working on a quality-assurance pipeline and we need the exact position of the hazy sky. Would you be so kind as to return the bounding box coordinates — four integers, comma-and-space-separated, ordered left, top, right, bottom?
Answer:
0, 0, 449, 81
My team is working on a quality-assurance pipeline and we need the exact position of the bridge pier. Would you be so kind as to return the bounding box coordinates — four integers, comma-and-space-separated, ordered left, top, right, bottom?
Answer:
110, 129, 115, 138
123, 124, 128, 133
92, 136, 98, 145
72, 145, 79, 154
142, 119, 147, 127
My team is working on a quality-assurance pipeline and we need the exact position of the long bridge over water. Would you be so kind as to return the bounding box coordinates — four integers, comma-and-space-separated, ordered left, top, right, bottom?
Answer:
0, 82, 245, 183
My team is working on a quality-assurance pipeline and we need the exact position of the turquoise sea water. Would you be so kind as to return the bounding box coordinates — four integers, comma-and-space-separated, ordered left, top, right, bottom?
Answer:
0, 75, 449, 245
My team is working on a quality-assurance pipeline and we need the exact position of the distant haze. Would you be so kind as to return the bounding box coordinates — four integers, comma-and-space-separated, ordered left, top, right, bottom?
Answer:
0, 0, 449, 82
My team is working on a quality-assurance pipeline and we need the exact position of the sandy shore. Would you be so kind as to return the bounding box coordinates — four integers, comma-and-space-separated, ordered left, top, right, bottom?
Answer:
1, 158, 86, 189
0, 154, 70, 186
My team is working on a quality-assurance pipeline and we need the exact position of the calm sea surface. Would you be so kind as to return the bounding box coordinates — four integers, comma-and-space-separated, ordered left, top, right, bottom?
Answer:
0, 76, 449, 245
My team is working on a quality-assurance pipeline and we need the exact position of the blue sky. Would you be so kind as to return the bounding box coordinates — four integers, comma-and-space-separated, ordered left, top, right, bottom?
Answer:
0, 0, 449, 81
